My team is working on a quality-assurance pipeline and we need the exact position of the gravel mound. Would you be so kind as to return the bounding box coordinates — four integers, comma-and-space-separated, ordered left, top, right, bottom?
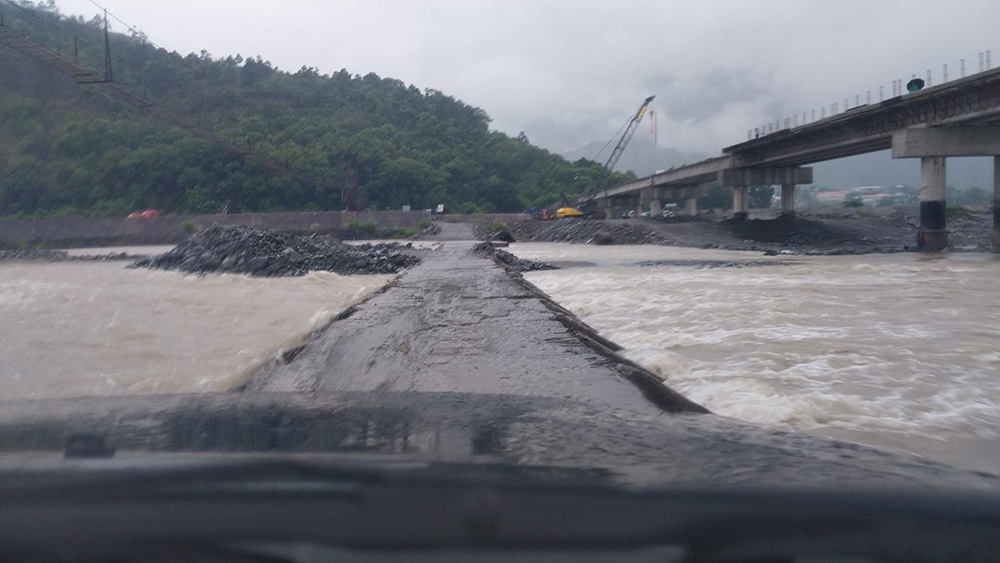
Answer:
131, 224, 419, 276
514, 220, 669, 245
0, 249, 149, 262
723, 216, 859, 247
409, 223, 441, 239
634, 259, 792, 269
0, 249, 72, 261
473, 241, 558, 272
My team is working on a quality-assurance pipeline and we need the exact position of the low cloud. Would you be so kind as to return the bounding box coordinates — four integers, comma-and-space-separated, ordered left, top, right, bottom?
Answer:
52, 0, 1000, 156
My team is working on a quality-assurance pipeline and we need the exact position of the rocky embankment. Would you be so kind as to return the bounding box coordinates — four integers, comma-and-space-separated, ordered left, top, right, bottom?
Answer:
0, 249, 148, 262
508, 208, 994, 254
514, 220, 670, 246
473, 240, 558, 272
132, 224, 420, 276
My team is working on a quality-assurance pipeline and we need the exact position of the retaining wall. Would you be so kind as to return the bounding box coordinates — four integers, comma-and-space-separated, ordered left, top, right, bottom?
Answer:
0, 210, 431, 248
440, 213, 532, 224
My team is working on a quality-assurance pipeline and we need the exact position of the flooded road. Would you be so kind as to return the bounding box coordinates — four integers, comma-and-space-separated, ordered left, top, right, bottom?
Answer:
2, 240, 998, 473
0, 255, 391, 399
515, 243, 1000, 472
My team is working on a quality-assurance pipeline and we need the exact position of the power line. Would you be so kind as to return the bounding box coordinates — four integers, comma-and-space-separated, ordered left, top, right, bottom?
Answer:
86, 0, 162, 50
592, 113, 632, 164
1, 0, 108, 57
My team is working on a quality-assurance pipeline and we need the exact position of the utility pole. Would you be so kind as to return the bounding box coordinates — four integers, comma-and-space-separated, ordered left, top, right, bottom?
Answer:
103, 9, 112, 82
140, 33, 146, 97
342, 156, 360, 212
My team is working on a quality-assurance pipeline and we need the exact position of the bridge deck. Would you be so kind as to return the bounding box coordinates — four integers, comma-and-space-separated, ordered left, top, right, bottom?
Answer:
593, 67, 1000, 202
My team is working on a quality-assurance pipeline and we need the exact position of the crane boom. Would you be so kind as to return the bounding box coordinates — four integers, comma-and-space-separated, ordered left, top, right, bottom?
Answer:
603, 95, 655, 173
574, 95, 656, 215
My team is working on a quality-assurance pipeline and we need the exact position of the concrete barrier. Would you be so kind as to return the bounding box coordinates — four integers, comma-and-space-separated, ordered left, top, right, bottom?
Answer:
0, 210, 431, 248
440, 213, 531, 224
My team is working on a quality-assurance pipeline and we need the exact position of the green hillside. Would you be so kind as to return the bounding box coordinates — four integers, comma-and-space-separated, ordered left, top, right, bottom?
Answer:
0, 1, 631, 218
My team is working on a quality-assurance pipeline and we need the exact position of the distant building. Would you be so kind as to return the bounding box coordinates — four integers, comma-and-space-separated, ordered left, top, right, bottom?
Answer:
814, 190, 851, 204
851, 185, 884, 195
860, 194, 891, 206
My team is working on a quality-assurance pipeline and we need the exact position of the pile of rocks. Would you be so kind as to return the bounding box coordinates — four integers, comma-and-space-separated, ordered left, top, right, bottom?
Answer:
410, 223, 441, 239
0, 249, 148, 262
473, 241, 558, 272
0, 249, 72, 261
516, 220, 670, 245
131, 224, 419, 276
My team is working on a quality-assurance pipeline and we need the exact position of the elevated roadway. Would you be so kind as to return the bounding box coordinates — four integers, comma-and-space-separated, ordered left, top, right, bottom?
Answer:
587, 67, 1000, 250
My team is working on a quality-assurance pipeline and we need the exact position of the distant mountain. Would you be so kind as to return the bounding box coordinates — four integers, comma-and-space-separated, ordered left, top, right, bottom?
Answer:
563, 136, 706, 177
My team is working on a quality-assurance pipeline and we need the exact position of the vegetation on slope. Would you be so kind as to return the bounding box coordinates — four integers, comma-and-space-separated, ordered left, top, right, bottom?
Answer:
0, 1, 632, 218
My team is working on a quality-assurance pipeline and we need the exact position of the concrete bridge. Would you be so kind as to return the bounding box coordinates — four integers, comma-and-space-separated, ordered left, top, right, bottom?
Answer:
585, 66, 1000, 251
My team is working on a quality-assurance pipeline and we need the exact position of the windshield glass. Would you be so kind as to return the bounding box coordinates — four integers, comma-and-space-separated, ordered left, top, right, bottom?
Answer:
1, 0, 998, 505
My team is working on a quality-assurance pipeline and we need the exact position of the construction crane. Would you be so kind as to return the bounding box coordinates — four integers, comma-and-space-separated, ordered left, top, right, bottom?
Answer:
576, 95, 656, 216
602, 95, 655, 174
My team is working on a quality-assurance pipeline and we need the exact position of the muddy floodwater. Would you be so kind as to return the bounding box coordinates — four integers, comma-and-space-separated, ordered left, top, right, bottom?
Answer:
514, 243, 1000, 473
2, 241, 999, 474
0, 250, 391, 399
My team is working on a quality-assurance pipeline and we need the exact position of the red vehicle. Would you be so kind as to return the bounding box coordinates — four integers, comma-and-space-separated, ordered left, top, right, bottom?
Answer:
126, 209, 160, 219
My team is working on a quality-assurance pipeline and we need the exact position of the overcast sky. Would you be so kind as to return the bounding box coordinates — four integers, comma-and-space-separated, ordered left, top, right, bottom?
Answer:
50, 0, 1000, 156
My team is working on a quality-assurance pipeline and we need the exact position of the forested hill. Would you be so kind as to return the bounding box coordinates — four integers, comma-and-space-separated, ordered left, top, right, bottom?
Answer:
0, 1, 632, 218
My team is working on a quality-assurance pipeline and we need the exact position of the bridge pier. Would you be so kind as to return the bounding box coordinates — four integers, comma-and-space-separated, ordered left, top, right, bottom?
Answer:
720, 169, 811, 221
732, 185, 749, 220
780, 184, 796, 217
685, 197, 698, 217
893, 126, 1000, 252
995, 157, 1000, 252
650, 198, 662, 217
918, 157, 948, 251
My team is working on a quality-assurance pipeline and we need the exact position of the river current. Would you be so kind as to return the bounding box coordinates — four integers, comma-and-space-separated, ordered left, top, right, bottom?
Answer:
1, 243, 998, 472
0, 250, 391, 399
514, 243, 1000, 473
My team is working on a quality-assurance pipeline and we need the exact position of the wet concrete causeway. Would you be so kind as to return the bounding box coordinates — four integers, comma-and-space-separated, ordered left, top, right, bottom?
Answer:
241, 224, 701, 415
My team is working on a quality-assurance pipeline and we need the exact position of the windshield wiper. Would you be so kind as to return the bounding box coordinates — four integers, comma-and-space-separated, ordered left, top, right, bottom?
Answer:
0, 457, 997, 563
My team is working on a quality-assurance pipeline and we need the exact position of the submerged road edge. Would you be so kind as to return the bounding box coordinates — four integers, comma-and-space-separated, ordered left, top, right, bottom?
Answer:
228, 274, 405, 394
484, 252, 709, 415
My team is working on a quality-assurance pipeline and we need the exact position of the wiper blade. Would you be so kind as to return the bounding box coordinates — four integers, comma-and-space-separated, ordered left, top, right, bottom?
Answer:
0, 457, 997, 563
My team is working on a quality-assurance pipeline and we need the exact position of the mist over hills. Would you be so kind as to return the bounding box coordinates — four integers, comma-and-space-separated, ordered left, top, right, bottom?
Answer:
562, 136, 705, 177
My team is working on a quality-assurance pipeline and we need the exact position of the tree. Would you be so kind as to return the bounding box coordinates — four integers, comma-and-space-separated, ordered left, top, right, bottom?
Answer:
749, 185, 775, 209
698, 183, 730, 209
948, 186, 991, 206
0, 2, 630, 218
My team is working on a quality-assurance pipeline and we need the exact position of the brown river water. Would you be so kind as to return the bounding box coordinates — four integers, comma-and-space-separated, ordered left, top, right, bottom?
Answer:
0, 249, 391, 399
1, 243, 998, 473
514, 243, 1000, 473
